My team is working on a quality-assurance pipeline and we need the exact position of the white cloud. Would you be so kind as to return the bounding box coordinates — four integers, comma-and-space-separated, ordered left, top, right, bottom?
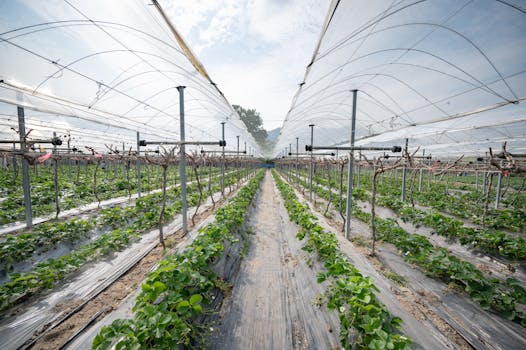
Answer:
199, 2, 244, 45
160, 0, 328, 130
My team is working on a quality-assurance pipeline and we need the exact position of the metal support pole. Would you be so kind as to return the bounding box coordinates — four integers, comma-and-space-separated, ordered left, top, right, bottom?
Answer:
52, 131, 60, 217
345, 90, 358, 239
475, 171, 479, 191
52, 132, 57, 154
18, 107, 32, 227
495, 171, 502, 209
220, 121, 225, 198
401, 138, 408, 202
309, 124, 314, 201
67, 134, 72, 182
136, 131, 141, 197
177, 86, 188, 235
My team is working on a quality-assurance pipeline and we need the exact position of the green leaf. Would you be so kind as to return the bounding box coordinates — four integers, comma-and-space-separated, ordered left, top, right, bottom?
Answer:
176, 300, 190, 312
189, 294, 203, 305
317, 272, 327, 283
368, 339, 386, 350
192, 304, 203, 313
153, 281, 167, 293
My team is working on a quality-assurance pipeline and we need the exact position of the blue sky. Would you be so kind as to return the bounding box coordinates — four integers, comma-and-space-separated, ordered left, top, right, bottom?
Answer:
160, 0, 329, 130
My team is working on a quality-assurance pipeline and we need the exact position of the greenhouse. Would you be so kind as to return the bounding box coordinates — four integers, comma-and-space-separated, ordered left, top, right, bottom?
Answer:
0, 0, 525, 349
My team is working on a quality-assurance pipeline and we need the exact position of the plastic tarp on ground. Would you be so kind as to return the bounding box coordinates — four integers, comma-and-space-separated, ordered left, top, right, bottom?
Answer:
0, 0, 261, 155
275, 0, 526, 157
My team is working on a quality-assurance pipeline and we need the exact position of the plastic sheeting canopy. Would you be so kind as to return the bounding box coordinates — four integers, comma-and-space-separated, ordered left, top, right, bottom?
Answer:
0, 0, 260, 155
275, 0, 526, 157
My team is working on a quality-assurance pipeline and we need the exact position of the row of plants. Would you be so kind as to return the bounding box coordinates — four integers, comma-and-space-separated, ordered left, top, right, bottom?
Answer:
0, 163, 223, 226
359, 211, 526, 327
0, 227, 141, 312
92, 170, 265, 349
283, 169, 526, 327
300, 168, 526, 262
291, 164, 525, 233
357, 169, 525, 233
0, 219, 96, 271
0, 169, 238, 272
0, 170, 251, 311
377, 195, 526, 261
273, 170, 411, 350
293, 167, 526, 261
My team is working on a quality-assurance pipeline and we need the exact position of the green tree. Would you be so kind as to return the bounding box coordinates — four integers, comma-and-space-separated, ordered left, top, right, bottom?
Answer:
233, 104, 268, 148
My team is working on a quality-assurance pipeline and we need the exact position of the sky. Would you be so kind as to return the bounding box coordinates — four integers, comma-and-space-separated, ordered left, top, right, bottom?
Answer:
160, 0, 329, 131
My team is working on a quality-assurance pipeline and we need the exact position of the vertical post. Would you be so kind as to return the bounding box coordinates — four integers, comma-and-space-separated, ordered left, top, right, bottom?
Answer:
401, 138, 408, 202
18, 107, 32, 227
67, 133, 72, 182
475, 170, 479, 191
296, 137, 299, 185
52, 131, 57, 154
136, 131, 141, 197
52, 131, 60, 217
308, 124, 314, 201
177, 86, 188, 235
220, 121, 225, 197
495, 171, 502, 209
345, 89, 358, 239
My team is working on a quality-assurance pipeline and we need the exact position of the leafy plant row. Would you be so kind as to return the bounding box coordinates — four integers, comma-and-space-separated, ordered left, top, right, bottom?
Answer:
299, 169, 526, 262
0, 170, 250, 311
273, 171, 411, 350
357, 170, 525, 233
377, 195, 526, 261
0, 163, 222, 226
0, 170, 240, 271
358, 211, 526, 327
92, 170, 265, 349
0, 227, 140, 311
287, 170, 526, 327
293, 165, 525, 233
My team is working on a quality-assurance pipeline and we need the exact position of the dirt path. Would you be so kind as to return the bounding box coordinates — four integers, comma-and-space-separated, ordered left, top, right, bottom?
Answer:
209, 171, 340, 350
